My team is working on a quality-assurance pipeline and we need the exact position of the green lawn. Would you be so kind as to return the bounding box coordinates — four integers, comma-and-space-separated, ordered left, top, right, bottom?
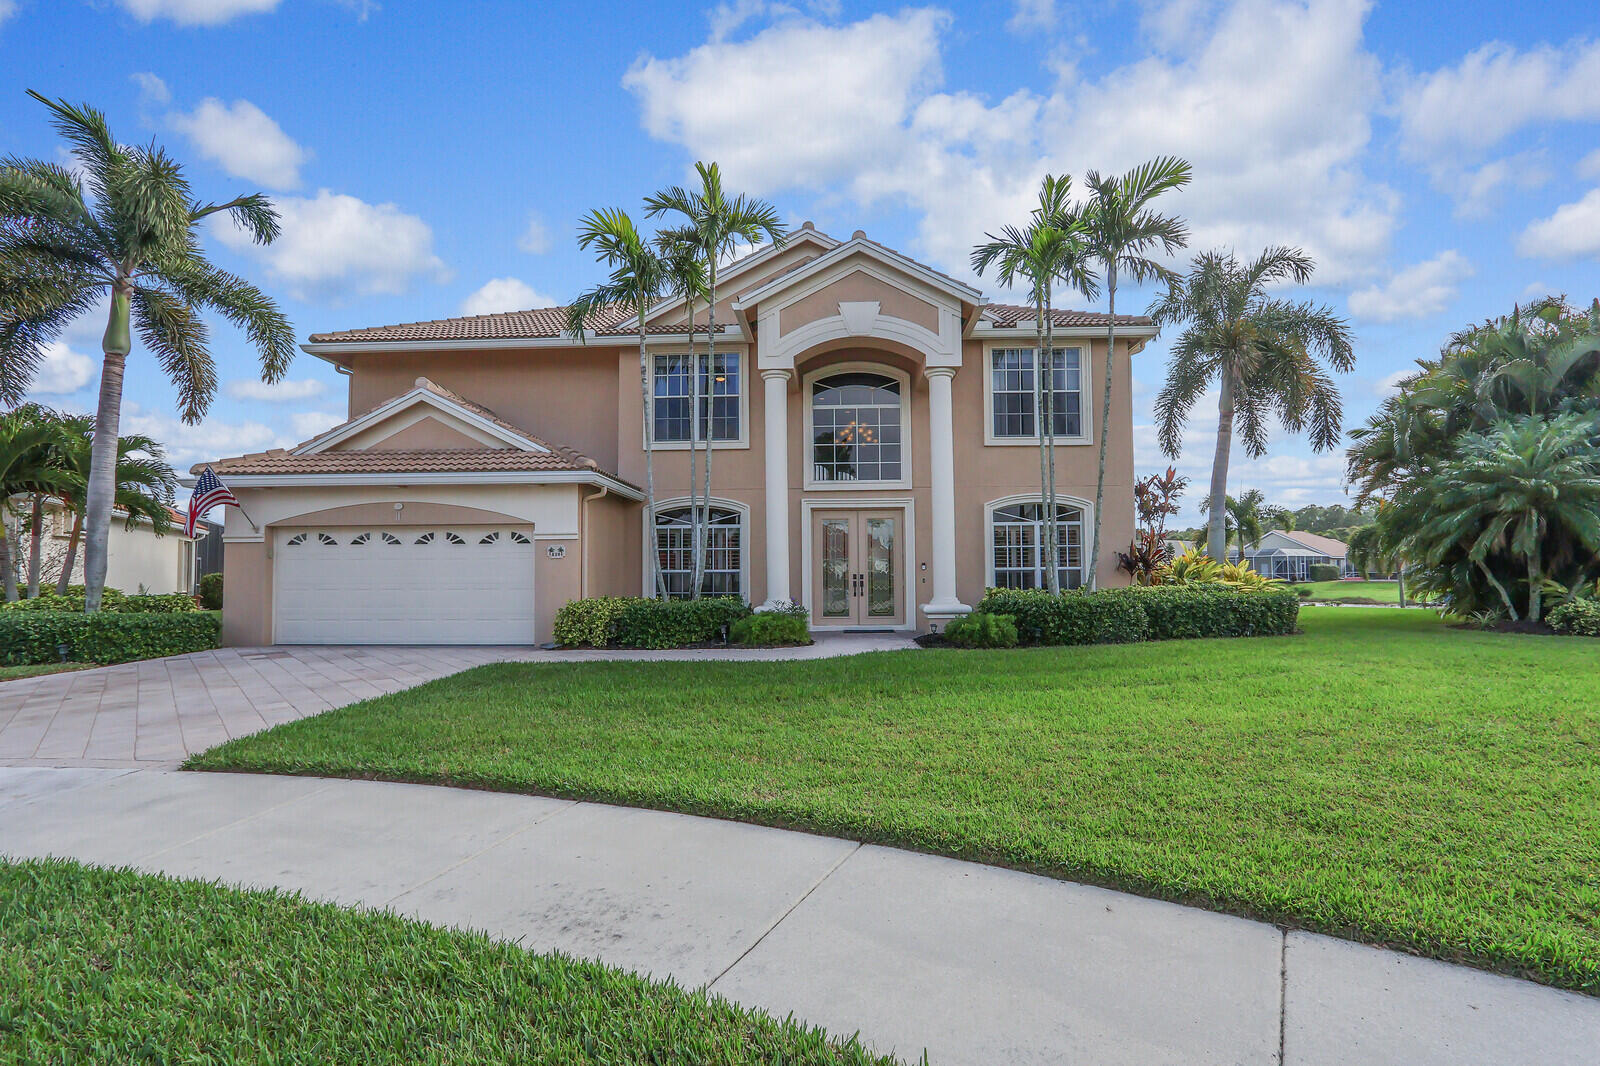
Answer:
0, 859, 900, 1065
189, 607, 1600, 994
0, 661, 94, 682
1292, 579, 1409, 603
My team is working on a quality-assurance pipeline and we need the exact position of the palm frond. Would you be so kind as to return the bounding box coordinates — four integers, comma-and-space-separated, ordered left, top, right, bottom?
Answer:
130, 284, 213, 422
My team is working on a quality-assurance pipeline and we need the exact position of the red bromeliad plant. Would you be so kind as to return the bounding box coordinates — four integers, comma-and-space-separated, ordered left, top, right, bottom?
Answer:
1118, 466, 1188, 584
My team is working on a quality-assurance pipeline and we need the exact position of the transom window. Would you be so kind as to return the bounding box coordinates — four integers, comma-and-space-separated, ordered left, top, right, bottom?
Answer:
990, 501, 1086, 590
653, 352, 741, 443
654, 506, 742, 599
811, 372, 903, 483
990, 347, 1083, 438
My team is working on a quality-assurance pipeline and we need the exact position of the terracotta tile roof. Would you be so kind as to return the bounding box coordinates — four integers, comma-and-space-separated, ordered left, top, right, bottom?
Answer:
981, 304, 1153, 328
305, 302, 710, 344
200, 449, 611, 477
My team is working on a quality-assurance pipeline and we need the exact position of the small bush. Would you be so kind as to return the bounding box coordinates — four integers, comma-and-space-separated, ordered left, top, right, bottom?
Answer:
1549, 599, 1600, 637
0, 611, 220, 666
1297, 587, 1313, 598
122, 594, 198, 613
197, 572, 224, 610
1308, 563, 1342, 582
730, 612, 811, 647
3, 587, 127, 612
978, 588, 1150, 646
942, 611, 1019, 648
554, 596, 752, 649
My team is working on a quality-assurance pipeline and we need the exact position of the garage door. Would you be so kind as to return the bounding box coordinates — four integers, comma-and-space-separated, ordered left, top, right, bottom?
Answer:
274, 527, 537, 645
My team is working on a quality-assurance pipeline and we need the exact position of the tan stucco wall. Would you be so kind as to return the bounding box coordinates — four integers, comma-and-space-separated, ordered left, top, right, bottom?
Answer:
330, 410, 504, 451
582, 491, 642, 600
778, 269, 940, 335
222, 539, 272, 646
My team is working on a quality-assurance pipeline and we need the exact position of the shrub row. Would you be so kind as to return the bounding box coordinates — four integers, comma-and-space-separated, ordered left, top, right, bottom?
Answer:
0, 611, 221, 666
943, 611, 1019, 648
1, 588, 198, 613
553, 597, 753, 649
1549, 599, 1600, 637
975, 585, 1299, 646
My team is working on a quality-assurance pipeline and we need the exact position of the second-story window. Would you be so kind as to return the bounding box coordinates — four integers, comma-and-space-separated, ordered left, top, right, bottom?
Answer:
991, 347, 1083, 439
653, 352, 741, 444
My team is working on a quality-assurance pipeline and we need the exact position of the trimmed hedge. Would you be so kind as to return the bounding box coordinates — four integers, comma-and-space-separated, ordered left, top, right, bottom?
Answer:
0, 611, 221, 666
730, 612, 811, 647
942, 611, 1019, 648
198, 572, 224, 610
976, 585, 1299, 646
1549, 599, 1600, 637
1308, 563, 1342, 582
553, 596, 752, 649
1, 588, 197, 613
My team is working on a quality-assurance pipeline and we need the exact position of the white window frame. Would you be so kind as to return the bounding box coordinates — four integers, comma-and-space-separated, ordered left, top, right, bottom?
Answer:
981, 342, 1092, 447
801, 361, 914, 491
644, 345, 750, 451
640, 496, 751, 600
984, 493, 1093, 590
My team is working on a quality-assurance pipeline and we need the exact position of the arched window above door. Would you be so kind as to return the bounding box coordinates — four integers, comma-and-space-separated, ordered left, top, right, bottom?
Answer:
809, 370, 905, 485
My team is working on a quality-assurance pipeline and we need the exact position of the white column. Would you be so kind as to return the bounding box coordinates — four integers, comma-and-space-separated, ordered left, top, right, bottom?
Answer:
922, 366, 969, 624
760, 368, 792, 608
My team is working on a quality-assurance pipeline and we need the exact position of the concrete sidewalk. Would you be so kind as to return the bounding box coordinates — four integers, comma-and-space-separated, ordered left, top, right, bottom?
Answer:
1, 768, 1594, 1065
0, 634, 916, 769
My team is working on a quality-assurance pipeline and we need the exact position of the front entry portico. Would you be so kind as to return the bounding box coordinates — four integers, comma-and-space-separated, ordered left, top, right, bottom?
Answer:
808, 507, 906, 629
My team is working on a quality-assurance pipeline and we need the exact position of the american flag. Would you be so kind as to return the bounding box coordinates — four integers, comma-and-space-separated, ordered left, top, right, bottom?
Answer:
186, 467, 239, 538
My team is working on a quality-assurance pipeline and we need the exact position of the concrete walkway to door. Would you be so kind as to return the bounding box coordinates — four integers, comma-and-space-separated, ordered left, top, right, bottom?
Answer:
0, 634, 916, 768
1, 767, 1595, 1065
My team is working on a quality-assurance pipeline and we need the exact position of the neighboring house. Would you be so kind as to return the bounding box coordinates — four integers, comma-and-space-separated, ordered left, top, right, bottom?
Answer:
1237, 529, 1359, 581
199, 226, 1152, 646
4, 497, 205, 595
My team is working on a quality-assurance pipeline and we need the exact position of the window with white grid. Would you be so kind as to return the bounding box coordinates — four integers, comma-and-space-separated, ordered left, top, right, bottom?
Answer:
654, 506, 742, 599
990, 501, 1085, 590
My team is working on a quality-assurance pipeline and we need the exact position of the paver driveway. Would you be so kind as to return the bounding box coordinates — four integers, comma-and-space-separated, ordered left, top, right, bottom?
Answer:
0, 635, 914, 767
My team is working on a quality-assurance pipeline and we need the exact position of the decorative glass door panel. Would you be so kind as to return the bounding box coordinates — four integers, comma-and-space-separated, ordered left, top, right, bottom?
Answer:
810, 510, 904, 627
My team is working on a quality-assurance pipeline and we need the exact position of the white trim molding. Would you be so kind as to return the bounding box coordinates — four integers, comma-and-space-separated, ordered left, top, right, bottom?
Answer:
640, 495, 752, 600
295, 382, 551, 455
983, 492, 1095, 590
641, 344, 752, 452
214, 469, 645, 500
799, 496, 918, 633
801, 360, 915, 492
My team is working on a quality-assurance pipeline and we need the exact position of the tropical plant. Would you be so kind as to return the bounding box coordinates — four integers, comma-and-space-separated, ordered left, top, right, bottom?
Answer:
1151, 247, 1354, 562
567, 209, 670, 597
1160, 547, 1222, 585
1346, 522, 1406, 606
654, 235, 710, 599
1196, 488, 1269, 556
0, 406, 69, 601
1347, 297, 1600, 619
1266, 506, 1297, 531
1078, 156, 1192, 588
46, 413, 176, 595
645, 162, 786, 597
972, 173, 1100, 593
0, 92, 293, 610
1117, 465, 1187, 584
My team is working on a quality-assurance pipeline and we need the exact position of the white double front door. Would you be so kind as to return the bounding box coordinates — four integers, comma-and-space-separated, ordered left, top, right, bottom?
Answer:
273, 526, 536, 645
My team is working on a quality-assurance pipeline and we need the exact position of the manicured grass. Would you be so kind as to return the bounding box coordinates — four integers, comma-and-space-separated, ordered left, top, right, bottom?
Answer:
0, 859, 900, 1065
0, 661, 94, 681
1292, 579, 1406, 603
190, 608, 1600, 994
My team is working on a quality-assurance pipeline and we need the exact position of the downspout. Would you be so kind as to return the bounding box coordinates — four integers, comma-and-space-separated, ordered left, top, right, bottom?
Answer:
579, 485, 609, 599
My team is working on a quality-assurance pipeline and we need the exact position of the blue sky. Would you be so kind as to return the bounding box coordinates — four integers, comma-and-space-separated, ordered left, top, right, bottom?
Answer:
4, 0, 1598, 518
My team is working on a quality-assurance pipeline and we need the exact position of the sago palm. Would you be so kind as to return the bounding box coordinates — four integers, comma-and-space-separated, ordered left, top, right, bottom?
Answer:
49, 413, 176, 595
971, 173, 1099, 593
1151, 246, 1353, 562
645, 162, 785, 598
0, 91, 293, 610
567, 209, 671, 598
1078, 156, 1191, 587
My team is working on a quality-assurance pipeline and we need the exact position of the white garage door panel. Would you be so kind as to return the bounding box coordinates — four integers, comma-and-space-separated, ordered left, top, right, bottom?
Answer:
274, 527, 536, 645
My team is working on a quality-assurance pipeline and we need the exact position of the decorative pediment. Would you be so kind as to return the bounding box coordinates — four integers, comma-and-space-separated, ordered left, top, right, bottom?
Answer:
296, 378, 551, 455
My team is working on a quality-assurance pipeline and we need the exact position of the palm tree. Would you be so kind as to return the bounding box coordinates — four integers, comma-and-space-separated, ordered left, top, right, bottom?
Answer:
1197, 489, 1267, 558
1267, 506, 1298, 532
567, 209, 671, 598
1346, 521, 1406, 606
645, 162, 786, 598
971, 173, 1099, 593
0, 407, 67, 601
1079, 157, 1192, 588
0, 92, 293, 611
1411, 414, 1600, 623
1151, 247, 1354, 562
654, 237, 709, 598
48, 413, 175, 595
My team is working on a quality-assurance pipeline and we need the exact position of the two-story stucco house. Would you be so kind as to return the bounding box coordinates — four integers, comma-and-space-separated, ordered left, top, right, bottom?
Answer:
199, 226, 1154, 646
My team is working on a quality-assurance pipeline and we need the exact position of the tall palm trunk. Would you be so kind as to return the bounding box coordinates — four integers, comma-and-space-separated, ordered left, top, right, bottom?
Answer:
1527, 548, 1543, 624
84, 288, 132, 613
26, 495, 44, 598
1033, 296, 1054, 594
1396, 562, 1407, 608
694, 261, 720, 600
1206, 372, 1235, 562
0, 514, 16, 602
639, 311, 666, 599
1089, 265, 1117, 590
685, 311, 701, 601
57, 507, 82, 595
1044, 288, 1061, 594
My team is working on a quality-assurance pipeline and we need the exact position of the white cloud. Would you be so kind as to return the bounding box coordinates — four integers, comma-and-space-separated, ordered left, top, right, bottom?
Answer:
1347, 250, 1473, 322
289, 410, 343, 440
0, 0, 14, 26
115, 0, 282, 26
169, 98, 308, 189
461, 278, 555, 316
1008, 0, 1056, 33
1374, 368, 1413, 397
518, 213, 551, 254
1517, 188, 1600, 261
130, 72, 170, 106
225, 378, 326, 402
625, 0, 1394, 284
118, 402, 283, 469
211, 189, 449, 302
1579, 149, 1600, 181
32, 342, 96, 394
